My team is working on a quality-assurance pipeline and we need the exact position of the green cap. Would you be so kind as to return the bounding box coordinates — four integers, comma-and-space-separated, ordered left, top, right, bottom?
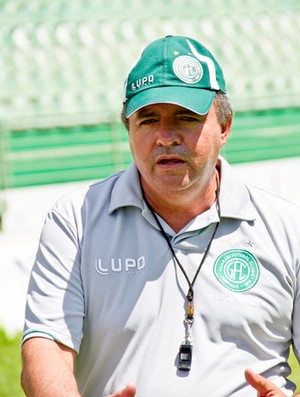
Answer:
124, 35, 226, 118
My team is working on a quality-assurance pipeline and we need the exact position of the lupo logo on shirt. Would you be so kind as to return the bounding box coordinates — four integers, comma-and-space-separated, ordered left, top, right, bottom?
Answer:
213, 249, 260, 292
95, 256, 146, 276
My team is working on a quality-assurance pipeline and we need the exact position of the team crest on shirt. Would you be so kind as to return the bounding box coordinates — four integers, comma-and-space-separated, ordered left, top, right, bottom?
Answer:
213, 249, 260, 292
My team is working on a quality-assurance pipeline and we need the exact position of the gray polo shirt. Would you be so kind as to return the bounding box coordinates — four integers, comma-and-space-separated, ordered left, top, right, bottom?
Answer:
23, 156, 300, 397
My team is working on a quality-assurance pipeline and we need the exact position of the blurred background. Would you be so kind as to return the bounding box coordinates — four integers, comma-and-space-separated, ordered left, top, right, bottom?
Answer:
0, 0, 299, 394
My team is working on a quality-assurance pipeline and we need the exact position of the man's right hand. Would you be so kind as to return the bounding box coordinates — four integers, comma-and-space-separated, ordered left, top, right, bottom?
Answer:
109, 384, 136, 397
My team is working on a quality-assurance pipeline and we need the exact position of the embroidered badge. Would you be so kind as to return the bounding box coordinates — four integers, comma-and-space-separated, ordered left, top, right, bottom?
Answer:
213, 249, 260, 292
173, 55, 203, 84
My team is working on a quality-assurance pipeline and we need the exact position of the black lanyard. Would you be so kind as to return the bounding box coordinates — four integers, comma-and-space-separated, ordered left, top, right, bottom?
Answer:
143, 176, 221, 370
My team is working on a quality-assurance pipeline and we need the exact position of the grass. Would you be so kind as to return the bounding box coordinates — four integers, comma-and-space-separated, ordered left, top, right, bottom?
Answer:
0, 329, 299, 396
0, 330, 24, 397
289, 348, 300, 394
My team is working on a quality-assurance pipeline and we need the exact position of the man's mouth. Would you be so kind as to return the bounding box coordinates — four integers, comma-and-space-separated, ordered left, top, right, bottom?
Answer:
156, 155, 185, 167
158, 159, 184, 165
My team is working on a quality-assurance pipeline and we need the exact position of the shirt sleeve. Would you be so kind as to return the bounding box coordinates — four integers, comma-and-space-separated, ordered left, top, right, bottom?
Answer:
293, 256, 300, 362
22, 207, 84, 353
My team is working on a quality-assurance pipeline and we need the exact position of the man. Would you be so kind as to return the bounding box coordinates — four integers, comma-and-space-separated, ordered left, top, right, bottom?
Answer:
21, 35, 299, 397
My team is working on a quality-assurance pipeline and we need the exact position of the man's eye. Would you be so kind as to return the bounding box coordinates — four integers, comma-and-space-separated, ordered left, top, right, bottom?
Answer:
140, 118, 157, 125
180, 116, 199, 122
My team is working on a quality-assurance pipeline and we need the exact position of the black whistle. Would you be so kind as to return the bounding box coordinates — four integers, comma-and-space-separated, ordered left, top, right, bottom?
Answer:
178, 341, 192, 371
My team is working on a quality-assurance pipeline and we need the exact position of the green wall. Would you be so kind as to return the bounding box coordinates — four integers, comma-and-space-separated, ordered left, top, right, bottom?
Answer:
1, 108, 299, 189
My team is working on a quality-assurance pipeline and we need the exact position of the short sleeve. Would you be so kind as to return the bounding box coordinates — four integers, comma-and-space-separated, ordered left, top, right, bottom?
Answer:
23, 208, 84, 353
293, 257, 300, 362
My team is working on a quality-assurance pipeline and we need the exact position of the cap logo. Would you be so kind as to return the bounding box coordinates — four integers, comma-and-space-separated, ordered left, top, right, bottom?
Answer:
173, 55, 203, 84
131, 74, 155, 91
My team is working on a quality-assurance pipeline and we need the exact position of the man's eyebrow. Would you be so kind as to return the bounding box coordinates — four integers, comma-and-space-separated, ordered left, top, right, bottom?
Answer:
174, 109, 198, 115
135, 108, 159, 118
174, 109, 208, 119
134, 106, 207, 119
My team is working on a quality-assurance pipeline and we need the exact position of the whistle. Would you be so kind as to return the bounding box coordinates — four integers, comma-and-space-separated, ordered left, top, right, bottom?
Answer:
178, 341, 193, 371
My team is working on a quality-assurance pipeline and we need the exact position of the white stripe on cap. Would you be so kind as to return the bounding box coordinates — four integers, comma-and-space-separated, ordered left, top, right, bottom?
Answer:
186, 39, 220, 90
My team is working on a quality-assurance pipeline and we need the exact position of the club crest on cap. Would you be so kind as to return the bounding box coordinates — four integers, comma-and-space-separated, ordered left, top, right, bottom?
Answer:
173, 56, 203, 84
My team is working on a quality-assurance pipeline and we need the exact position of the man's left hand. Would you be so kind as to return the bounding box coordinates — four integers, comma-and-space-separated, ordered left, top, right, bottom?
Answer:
245, 368, 300, 397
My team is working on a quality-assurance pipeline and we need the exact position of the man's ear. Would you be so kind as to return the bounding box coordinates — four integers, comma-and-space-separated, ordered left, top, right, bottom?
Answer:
220, 116, 233, 146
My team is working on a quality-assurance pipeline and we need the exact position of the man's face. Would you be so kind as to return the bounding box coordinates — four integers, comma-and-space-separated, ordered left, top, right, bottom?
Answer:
128, 102, 231, 199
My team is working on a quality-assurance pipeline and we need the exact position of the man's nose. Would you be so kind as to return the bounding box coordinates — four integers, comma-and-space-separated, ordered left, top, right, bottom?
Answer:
155, 124, 181, 146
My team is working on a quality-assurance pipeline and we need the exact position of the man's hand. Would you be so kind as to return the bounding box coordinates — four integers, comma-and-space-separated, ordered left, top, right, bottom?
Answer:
245, 368, 291, 397
108, 383, 136, 397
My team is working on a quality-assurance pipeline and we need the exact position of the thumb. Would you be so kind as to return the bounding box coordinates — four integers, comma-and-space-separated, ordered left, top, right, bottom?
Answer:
120, 383, 137, 397
245, 368, 284, 397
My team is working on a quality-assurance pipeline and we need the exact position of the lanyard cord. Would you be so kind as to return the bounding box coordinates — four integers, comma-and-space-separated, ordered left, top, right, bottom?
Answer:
143, 175, 221, 305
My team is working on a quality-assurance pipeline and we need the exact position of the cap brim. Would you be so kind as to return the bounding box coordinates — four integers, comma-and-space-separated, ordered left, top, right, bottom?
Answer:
125, 86, 216, 118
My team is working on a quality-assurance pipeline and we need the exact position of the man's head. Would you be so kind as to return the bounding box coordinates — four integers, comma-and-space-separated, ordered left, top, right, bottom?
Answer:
121, 35, 232, 129
121, 36, 233, 208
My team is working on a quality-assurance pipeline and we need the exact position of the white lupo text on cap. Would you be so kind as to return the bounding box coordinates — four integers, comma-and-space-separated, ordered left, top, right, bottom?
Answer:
131, 75, 154, 91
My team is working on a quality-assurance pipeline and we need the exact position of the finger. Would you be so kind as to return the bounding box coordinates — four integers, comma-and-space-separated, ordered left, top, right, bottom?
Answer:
245, 368, 266, 393
108, 383, 136, 397
120, 383, 137, 397
245, 368, 283, 396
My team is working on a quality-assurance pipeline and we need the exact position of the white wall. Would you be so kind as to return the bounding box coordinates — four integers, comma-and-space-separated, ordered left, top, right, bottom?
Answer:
0, 157, 299, 335
233, 157, 300, 205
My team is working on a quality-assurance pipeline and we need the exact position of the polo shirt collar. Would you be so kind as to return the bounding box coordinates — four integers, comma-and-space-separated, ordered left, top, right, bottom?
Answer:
109, 163, 144, 214
109, 157, 256, 222
218, 156, 256, 221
